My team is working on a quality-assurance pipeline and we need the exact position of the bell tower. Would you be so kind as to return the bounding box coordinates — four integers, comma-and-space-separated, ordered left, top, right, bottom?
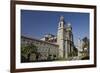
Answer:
65, 23, 74, 58
57, 16, 65, 58
57, 16, 74, 59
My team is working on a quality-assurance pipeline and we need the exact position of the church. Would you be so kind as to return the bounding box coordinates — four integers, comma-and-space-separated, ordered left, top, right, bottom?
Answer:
21, 16, 78, 62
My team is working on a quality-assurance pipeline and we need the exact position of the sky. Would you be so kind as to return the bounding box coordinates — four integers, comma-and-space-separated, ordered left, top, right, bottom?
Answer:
21, 10, 89, 45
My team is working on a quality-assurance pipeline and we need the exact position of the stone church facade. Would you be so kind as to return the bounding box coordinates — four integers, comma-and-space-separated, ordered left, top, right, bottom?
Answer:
57, 16, 76, 59
21, 16, 78, 62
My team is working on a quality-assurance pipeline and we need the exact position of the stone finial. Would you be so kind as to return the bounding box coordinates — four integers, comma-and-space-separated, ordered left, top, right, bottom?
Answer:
60, 16, 64, 21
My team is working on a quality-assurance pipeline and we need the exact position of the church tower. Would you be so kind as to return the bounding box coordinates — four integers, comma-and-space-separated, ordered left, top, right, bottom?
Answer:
65, 23, 74, 58
57, 16, 65, 58
57, 16, 74, 59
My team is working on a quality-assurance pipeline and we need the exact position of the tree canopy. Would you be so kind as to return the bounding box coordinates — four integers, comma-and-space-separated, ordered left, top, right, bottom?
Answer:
21, 44, 38, 62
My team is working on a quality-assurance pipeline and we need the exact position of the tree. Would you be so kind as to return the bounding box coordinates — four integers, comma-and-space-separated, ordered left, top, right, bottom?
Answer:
81, 37, 89, 59
82, 37, 89, 51
21, 44, 38, 62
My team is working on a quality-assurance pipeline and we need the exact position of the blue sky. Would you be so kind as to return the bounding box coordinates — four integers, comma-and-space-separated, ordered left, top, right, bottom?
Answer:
21, 10, 89, 45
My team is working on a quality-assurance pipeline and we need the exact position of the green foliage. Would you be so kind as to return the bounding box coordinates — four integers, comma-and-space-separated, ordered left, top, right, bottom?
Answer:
82, 37, 89, 49
21, 44, 38, 62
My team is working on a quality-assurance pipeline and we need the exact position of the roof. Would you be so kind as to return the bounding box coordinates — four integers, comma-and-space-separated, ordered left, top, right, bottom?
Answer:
21, 36, 59, 46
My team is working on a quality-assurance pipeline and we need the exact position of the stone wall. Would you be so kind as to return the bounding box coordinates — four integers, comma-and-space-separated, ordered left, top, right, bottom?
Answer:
21, 36, 59, 62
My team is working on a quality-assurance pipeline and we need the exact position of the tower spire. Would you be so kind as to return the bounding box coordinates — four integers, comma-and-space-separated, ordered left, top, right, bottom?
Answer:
58, 16, 65, 28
